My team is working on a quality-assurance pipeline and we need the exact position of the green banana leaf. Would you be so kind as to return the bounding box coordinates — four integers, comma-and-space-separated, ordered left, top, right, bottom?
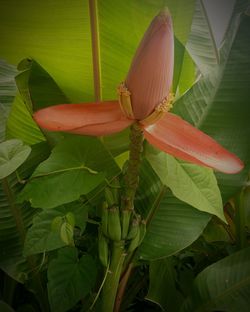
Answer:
0, 142, 50, 281
136, 160, 210, 260
186, 0, 219, 75
7, 95, 45, 145
47, 247, 97, 312
173, 3, 250, 201
0, 0, 195, 104
147, 257, 184, 311
0, 60, 17, 142
1, 0, 196, 151
181, 247, 250, 312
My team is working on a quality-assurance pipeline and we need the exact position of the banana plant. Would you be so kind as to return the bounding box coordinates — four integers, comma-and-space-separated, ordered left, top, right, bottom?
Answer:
0, 0, 249, 311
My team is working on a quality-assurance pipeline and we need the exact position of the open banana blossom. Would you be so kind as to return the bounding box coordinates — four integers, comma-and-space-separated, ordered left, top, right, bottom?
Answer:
34, 9, 243, 174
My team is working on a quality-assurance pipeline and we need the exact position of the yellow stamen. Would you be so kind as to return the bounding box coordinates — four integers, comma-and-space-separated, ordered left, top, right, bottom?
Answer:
117, 82, 174, 125
140, 93, 174, 126
117, 82, 134, 119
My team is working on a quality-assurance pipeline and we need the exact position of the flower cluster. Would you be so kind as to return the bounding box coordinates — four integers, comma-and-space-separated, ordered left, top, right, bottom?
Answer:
34, 9, 243, 174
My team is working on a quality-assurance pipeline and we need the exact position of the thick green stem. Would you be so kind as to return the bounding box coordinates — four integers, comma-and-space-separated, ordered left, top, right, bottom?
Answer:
101, 241, 126, 312
101, 123, 144, 312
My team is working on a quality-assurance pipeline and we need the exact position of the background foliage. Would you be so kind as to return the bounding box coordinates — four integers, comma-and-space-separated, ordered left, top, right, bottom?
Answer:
0, 0, 249, 311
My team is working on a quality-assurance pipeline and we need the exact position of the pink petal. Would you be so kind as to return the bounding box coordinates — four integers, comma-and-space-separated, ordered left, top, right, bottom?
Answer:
143, 113, 244, 174
126, 9, 174, 120
33, 101, 133, 136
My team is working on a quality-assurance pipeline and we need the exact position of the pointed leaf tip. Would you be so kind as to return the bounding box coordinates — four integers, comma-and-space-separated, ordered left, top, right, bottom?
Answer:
143, 113, 244, 174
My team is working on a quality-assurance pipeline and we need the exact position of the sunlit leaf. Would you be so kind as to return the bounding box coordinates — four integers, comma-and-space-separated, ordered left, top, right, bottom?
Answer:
0, 0, 93, 103
7, 95, 45, 145
8, 58, 70, 145
173, 38, 196, 96
0, 0, 195, 103
16, 58, 70, 112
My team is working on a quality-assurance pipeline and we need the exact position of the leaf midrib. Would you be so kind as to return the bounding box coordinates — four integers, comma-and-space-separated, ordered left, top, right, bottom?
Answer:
200, 0, 220, 65
31, 165, 98, 179
168, 157, 220, 216
89, 0, 102, 101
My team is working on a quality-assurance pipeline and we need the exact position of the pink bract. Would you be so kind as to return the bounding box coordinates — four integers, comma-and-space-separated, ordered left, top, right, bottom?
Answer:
33, 9, 244, 174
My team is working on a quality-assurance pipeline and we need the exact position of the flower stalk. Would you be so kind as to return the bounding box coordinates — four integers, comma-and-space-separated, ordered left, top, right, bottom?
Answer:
122, 123, 144, 211
101, 123, 144, 311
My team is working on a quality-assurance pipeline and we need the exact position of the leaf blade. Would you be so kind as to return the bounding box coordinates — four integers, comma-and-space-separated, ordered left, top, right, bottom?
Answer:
147, 152, 225, 221
181, 247, 250, 312
47, 247, 97, 312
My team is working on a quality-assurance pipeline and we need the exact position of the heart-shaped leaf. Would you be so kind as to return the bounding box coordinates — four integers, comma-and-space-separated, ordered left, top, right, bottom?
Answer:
24, 201, 88, 256
47, 247, 97, 312
18, 136, 120, 208
0, 139, 31, 179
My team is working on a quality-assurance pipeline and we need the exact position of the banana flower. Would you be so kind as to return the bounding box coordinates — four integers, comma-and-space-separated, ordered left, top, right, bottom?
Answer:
34, 10, 243, 174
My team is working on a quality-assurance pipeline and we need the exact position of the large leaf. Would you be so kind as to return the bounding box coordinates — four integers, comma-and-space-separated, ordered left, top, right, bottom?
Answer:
147, 152, 225, 221
24, 201, 88, 256
0, 139, 31, 179
18, 136, 120, 208
6, 94, 45, 145
173, 37, 196, 96
135, 158, 210, 260
16, 58, 70, 112
181, 247, 250, 312
0, 0, 93, 103
2, 0, 196, 155
0, 0, 195, 103
186, 0, 219, 75
0, 142, 50, 280
0, 60, 17, 142
138, 190, 210, 260
98, 0, 195, 100
147, 257, 184, 311
173, 6, 250, 201
47, 247, 97, 312
135, 158, 163, 219
7, 58, 70, 145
